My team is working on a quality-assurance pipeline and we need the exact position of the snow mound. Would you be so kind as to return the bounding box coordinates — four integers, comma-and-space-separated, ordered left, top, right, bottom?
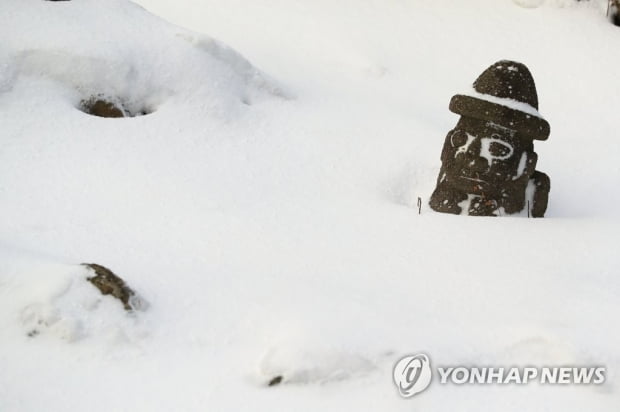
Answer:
1, 257, 148, 344
258, 342, 377, 385
0, 0, 285, 119
513, 0, 545, 8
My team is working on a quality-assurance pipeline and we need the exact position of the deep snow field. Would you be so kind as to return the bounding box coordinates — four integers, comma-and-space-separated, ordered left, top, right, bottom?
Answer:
1, 0, 619, 410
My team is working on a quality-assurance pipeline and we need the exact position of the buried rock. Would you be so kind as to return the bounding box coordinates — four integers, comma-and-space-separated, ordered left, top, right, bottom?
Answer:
79, 97, 126, 118
82, 263, 144, 311
429, 60, 551, 217
268, 376, 283, 386
79, 95, 153, 118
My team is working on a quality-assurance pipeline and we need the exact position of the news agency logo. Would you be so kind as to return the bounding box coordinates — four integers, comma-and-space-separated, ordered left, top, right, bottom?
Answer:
393, 353, 607, 398
393, 354, 432, 397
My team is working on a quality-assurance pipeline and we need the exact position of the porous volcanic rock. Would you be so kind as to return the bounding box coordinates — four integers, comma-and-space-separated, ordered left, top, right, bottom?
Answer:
429, 60, 550, 217
82, 263, 137, 311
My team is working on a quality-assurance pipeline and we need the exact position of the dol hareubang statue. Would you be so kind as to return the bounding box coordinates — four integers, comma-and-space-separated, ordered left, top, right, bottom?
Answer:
429, 60, 550, 217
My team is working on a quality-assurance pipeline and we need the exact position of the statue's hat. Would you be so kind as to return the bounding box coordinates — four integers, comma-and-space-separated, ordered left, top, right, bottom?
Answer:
449, 60, 550, 140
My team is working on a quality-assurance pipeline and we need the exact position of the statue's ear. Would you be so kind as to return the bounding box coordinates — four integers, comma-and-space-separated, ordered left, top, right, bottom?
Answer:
530, 171, 551, 218
509, 150, 537, 187
440, 130, 456, 162
524, 151, 538, 178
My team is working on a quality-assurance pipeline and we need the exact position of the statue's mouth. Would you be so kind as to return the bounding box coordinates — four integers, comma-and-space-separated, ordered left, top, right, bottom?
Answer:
454, 175, 491, 194
461, 176, 487, 184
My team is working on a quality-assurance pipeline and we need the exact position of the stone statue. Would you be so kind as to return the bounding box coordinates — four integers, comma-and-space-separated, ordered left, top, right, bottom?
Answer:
429, 60, 550, 217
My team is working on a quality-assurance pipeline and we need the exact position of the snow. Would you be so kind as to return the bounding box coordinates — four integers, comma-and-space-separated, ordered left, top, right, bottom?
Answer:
6, 256, 148, 344
1, 0, 619, 411
513, 0, 546, 8
465, 87, 545, 118
514, 152, 529, 180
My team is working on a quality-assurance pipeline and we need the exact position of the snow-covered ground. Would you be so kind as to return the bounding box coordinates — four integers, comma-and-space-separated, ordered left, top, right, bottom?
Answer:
1, 0, 619, 410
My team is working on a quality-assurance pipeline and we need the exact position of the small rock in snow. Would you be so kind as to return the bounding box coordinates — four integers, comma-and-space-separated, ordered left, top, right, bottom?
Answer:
80, 97, 125, 118
82, 263, 145, 311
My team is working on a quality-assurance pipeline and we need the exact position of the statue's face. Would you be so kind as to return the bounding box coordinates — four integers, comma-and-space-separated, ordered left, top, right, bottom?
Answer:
439, 117, 533, 197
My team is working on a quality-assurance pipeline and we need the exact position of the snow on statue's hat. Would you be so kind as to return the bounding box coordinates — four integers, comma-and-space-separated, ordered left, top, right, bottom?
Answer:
449, 60, 550, 141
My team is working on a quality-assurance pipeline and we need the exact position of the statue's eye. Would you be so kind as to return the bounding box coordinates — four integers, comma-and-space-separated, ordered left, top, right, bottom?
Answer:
450, 130, 468, 147
488, 141, 512, 158
481, 137, 514, 161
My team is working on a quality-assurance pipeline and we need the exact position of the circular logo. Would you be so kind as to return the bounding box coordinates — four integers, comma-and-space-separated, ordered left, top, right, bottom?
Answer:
393, 354, 432, 397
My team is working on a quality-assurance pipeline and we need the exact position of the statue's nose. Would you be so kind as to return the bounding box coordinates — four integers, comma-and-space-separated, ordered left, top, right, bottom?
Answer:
466, 156, 489, 173
463, 138, 489, 172
466, 137, 482, 156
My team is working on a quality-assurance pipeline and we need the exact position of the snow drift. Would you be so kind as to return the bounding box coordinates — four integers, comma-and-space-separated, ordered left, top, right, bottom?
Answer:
1, 0, 619, 411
